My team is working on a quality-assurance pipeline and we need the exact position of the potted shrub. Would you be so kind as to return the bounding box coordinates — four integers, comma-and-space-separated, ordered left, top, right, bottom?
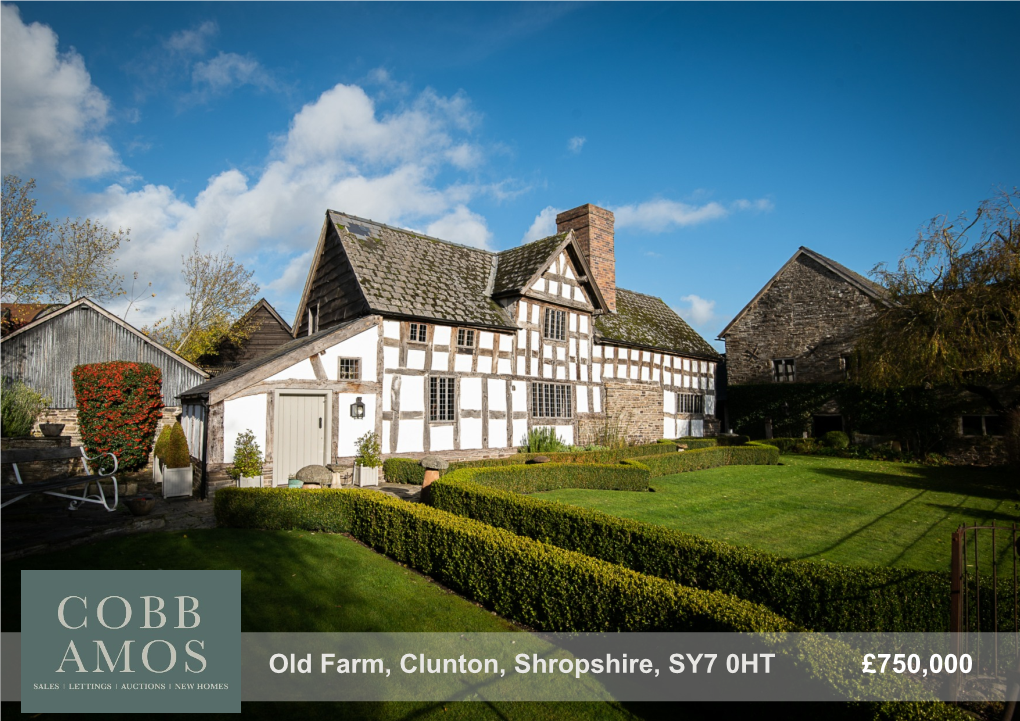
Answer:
228, 430, 263, 488
161, 423, 193, 498
353, 431, 381, 487
152, 424, 173, 485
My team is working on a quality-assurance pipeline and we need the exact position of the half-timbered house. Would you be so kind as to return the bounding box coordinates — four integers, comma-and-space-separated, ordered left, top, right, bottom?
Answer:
180, 203, 720, 484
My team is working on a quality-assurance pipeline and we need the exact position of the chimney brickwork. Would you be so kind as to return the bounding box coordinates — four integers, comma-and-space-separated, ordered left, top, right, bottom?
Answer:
556, 204, 616, 312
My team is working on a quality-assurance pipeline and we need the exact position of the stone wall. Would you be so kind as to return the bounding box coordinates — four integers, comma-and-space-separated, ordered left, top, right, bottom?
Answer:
603, 380, 663, 445
34, 406, 183, 471
724, 254, 878, 386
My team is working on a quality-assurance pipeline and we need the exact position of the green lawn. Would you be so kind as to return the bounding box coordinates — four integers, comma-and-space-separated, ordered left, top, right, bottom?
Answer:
537, 454, 1020, 573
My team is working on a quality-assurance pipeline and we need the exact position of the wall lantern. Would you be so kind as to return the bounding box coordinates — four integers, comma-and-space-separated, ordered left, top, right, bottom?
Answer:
350, 397, 366, 419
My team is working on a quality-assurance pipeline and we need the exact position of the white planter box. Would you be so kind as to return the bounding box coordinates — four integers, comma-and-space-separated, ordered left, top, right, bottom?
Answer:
163, 466, 193, 498
153, 459, 163, 485
353, 465, 379, 487
238, 475, 262, 488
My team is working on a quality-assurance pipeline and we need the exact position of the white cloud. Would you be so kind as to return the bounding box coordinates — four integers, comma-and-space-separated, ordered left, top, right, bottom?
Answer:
0, 4, 121, 179
192, 52, 276, 93
568, 136, 586, 154
164, 21, 218, 56
425, 205, 492, 249
87, 80, 490, 324
675, 294, 718, 327
521, 206, 561, 243
613, 196, 774, 233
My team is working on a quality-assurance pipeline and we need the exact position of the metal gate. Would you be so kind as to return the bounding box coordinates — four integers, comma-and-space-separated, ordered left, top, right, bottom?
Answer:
950, 522, 1020, 716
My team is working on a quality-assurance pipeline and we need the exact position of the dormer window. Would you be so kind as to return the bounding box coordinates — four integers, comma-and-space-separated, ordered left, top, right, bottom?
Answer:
409, 322, 428, 343
456, 329, 475, 351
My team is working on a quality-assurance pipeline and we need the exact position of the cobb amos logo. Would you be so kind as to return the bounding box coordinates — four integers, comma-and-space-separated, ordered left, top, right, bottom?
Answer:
55, 594, 207, 674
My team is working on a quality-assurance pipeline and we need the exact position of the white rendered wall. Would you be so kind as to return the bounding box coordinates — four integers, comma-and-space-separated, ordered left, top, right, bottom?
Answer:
266, 358, 317, 381
223, 394, 267, 463
460, 418, 483, 449
320, 327, 379, 382
337, 392, 376, 457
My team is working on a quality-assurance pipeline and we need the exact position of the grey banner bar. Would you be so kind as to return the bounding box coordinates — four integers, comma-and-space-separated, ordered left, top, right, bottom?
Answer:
6, 632, 1016, 703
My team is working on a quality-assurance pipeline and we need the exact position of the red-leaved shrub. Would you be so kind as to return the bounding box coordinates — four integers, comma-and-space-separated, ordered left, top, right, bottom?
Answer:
72, 362, 164, 472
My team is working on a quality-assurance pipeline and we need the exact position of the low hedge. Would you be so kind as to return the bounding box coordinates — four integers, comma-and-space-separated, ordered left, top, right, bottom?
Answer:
634, 443, 779, 477
443, 461, 650, 494
214, 487, 961, 718
673, 437, 719, 449
444, 442, 678, 471
382, 457, 429, 485
215, 486, 788, 633
431, 472, 1005, 634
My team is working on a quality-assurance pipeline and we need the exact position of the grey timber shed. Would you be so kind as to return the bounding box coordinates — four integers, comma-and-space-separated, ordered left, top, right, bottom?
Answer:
0, 297, 208, 408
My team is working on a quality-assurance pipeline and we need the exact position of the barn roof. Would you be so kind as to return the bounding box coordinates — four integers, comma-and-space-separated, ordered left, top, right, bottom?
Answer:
718, 246, 888, 338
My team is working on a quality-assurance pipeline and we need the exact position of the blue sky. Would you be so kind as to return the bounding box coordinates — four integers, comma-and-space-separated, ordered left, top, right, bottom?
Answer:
3, 2, 1017, 349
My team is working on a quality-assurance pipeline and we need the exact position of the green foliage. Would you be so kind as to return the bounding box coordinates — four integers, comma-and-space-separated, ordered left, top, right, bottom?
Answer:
447, 442, 676, 472
354, 431, 381, 468
153, 424, 174, 461
163, 422, 191, 469
214, 486, 792, 633
229, 429, 263, 480
0, 378, 49, 437
431, 470, 1006, 634
634, 443, 779, 477
673, 437, 719, 449
519, 426, 568, 453
716, 434, 750, 446
383, 457, 427, 485
437, 462, 650, 495
72, 361, 163, 472
822, 430, 850, 449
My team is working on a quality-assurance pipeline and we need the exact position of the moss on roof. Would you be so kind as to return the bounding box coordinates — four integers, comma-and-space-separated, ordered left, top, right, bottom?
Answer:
595, 288, 720, 359
492, 233, 568, 296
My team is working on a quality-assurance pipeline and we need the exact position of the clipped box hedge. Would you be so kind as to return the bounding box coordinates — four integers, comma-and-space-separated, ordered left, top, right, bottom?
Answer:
430, 472, 1009, 634
673, 437, 719, 449
215, 486, 788, 633
443, 461, 650, 494
214, 486, 962, 719
382, 457, 429, 485
635, 442, 779, 477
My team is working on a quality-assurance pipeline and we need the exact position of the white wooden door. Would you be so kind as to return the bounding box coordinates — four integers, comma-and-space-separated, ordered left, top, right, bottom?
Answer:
276, 394, 327, 484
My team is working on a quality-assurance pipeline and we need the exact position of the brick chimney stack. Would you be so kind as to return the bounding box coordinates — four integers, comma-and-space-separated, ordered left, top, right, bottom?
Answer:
556, 204, 616, 312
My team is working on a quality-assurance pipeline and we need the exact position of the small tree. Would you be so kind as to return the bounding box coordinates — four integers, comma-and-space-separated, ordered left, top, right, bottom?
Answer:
856, 188, 1020, 464
153, 424, 174, 462
354, 431, 381, 468
163, 423, 191, 469
72, 362, 164, 472
38, 217, 131, 303
145, 237, 260, 363
229, 430, 264, 480
1, 175, 51, 302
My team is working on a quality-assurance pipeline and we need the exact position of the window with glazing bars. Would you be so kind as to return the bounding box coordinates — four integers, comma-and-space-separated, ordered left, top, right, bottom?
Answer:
429, 377, 455, 421
338, 358, 361, 380
772, 358, 796, 382
543, 307, 566, 340
677, 393, 704, 414
457, 328, 475, 349
409, 323, 428, 342
532, 383, 572, 419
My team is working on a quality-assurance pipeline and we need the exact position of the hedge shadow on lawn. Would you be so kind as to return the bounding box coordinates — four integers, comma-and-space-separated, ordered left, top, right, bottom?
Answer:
798, 463, 1017, 501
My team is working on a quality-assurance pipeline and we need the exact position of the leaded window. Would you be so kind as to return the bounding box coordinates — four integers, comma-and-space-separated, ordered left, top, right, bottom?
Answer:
457, 328, 475, 350
338, 358, 361, 380
677, 393, 704, 414
532, 383, 572, 419
429, 377, 455, 421
409, 322, 428, 343
543, 308, 566, 340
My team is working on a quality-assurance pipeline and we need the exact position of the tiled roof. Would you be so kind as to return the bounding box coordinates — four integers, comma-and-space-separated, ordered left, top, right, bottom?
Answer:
595, 288, 720, 360
492, 233, 568, 296
330, 211, 515, 330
